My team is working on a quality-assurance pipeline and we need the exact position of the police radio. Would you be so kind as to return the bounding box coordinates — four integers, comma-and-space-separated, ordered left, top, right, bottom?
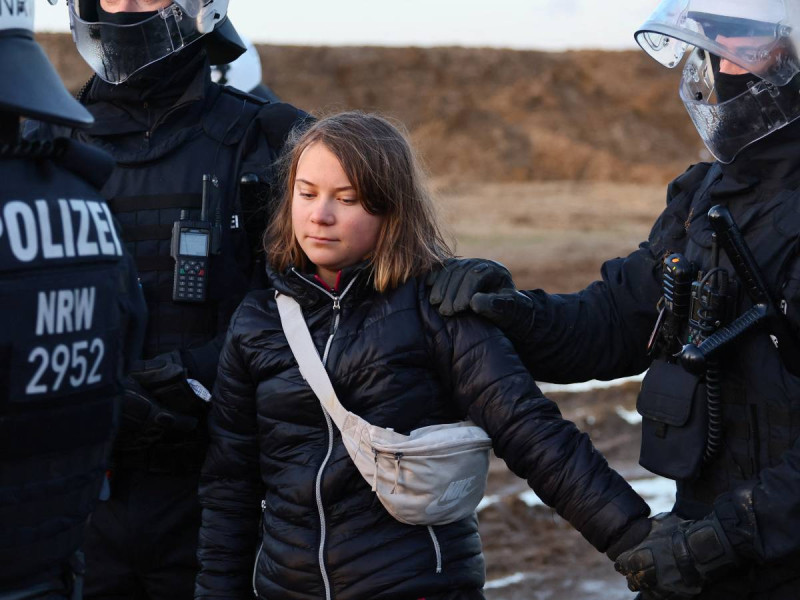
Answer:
170, 175, 219, 303
648, 253, 697, 357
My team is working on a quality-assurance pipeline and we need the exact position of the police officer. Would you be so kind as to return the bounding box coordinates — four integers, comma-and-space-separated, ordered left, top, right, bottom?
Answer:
427, 1, 800, 598
0, 1, 145, 598
27, 1, 308, 598
211, 37, 281, 102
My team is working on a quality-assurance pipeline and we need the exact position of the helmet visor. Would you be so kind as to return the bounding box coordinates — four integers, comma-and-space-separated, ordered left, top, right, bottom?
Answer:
69, 1, 202, 84
173, 0, 202, 18
679, 47, 800, 162
635, 0, 800, 85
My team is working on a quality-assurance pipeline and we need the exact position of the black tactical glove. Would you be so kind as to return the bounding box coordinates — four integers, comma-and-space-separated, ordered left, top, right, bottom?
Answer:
117, 353, 205, 448
614, 512, 738, 599
426, 258, 535, 340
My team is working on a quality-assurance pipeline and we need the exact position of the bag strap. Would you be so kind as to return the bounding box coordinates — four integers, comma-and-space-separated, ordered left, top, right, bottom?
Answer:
275, 291, 350, 431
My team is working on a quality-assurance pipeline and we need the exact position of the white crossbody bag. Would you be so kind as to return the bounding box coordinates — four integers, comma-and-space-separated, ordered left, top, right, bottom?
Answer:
276, 291, 492, 526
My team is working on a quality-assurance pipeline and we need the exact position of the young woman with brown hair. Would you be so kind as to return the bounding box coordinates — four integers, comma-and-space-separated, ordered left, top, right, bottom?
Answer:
195, 111, 652, 600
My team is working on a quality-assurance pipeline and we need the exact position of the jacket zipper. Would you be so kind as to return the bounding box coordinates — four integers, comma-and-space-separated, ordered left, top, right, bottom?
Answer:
427, 526, 443, 574
290, 270, 359, 600
252, 499, 266, 597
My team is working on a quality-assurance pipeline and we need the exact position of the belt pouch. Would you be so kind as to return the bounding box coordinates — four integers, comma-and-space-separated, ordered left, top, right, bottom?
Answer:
638, 360, 707, 481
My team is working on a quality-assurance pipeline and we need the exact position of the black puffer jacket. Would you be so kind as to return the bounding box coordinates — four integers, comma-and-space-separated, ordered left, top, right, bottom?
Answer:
196, 265, 649, 600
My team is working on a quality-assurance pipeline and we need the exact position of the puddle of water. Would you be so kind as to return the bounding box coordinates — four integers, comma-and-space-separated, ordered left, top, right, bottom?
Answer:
615, 405, 642, 425
538, 373, 645, 394
631, 476, 676, 514
485, 572, 634, 599
478, 476, 675, 516
485, 572, 530, 589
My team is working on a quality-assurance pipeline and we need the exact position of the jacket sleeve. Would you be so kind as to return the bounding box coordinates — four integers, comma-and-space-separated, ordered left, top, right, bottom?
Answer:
420, 292, 650, 553
195, 306, 264, 598
714, 254, 800, 562
713, 432, 800, 564
516, 242, 662, 383
511, 165, 710, 384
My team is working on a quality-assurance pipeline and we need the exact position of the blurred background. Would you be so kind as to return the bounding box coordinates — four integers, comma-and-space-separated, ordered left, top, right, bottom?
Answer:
35, 1, 693, 597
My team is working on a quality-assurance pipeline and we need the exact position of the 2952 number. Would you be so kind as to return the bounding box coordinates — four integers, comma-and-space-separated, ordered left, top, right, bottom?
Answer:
25, 338, 106, 395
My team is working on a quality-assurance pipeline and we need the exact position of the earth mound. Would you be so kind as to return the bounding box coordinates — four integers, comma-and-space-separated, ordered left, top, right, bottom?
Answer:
37, 34, 703, 185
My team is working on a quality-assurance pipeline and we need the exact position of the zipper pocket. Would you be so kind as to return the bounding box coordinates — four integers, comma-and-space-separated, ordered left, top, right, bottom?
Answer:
371, 437, 493, 457
427, 525, 442, 574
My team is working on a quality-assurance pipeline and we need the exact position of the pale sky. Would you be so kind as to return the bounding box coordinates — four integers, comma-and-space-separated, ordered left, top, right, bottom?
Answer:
34, 0, 655, 51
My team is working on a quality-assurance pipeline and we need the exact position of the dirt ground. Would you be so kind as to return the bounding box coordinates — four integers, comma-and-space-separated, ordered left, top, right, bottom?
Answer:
434, 179, 666, 291
441, 182, 669, 599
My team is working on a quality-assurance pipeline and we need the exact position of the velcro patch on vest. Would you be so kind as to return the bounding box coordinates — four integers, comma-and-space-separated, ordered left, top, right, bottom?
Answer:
0, 198, 123, 272
1, 269, 121, 409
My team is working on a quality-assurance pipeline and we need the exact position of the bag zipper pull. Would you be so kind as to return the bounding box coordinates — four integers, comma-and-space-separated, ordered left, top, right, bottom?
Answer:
391, 452, 403, 494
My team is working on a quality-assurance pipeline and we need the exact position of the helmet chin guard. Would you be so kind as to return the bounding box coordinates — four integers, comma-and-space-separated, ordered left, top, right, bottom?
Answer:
69, 0, 244, 84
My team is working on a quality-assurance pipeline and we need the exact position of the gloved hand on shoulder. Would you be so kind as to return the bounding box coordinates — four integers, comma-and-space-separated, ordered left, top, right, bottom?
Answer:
613, 512, 739, 599
426, 258, 535, 341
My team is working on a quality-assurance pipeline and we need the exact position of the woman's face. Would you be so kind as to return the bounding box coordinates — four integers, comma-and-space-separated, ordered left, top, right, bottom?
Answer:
292, 142, 383, 288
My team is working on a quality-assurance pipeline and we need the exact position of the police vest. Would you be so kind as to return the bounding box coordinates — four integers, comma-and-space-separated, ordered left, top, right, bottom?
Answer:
0, 141, 136, 584
643, 162, 800, 520
81, 87, 296, 373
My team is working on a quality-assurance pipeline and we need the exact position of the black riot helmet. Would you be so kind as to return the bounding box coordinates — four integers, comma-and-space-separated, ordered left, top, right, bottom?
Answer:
69, 0, 246, 85
0, 0, 92, 127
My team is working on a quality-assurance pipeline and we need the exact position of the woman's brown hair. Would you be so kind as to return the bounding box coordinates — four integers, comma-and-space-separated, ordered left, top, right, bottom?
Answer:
265, 111, 453, 292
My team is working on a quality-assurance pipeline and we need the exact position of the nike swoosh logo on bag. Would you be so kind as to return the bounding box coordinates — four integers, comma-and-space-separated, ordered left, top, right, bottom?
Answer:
424, 476, 478, 515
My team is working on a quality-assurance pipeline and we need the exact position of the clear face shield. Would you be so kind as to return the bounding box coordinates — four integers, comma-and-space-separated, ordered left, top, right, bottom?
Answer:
635, 0, 800, 162
68, 0, 213, 85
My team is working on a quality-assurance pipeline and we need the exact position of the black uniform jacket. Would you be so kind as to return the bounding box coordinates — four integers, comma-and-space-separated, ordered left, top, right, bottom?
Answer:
196, 264, 649, 600
0, 139, 145, 587
514, 121, 800, 596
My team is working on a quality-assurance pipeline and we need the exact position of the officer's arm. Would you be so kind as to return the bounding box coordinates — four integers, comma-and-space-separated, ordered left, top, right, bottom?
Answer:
515, 242, 662, 383
196, 304, 263, 597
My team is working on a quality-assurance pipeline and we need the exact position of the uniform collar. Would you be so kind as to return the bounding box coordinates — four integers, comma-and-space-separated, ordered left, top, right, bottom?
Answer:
82, 50, 211, 137
717, 119, 800, 192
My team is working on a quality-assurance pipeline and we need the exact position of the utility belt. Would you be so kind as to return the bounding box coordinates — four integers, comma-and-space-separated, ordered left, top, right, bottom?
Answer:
638, 205, 800, 482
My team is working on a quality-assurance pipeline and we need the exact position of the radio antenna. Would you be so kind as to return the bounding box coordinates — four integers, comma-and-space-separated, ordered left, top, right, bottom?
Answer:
201, 174, 210, 222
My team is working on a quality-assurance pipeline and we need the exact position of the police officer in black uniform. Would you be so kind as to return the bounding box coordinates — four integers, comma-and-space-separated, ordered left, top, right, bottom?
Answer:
0, 1, 145, 598
427, 1, 800, 598
27, 1, 307, 598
